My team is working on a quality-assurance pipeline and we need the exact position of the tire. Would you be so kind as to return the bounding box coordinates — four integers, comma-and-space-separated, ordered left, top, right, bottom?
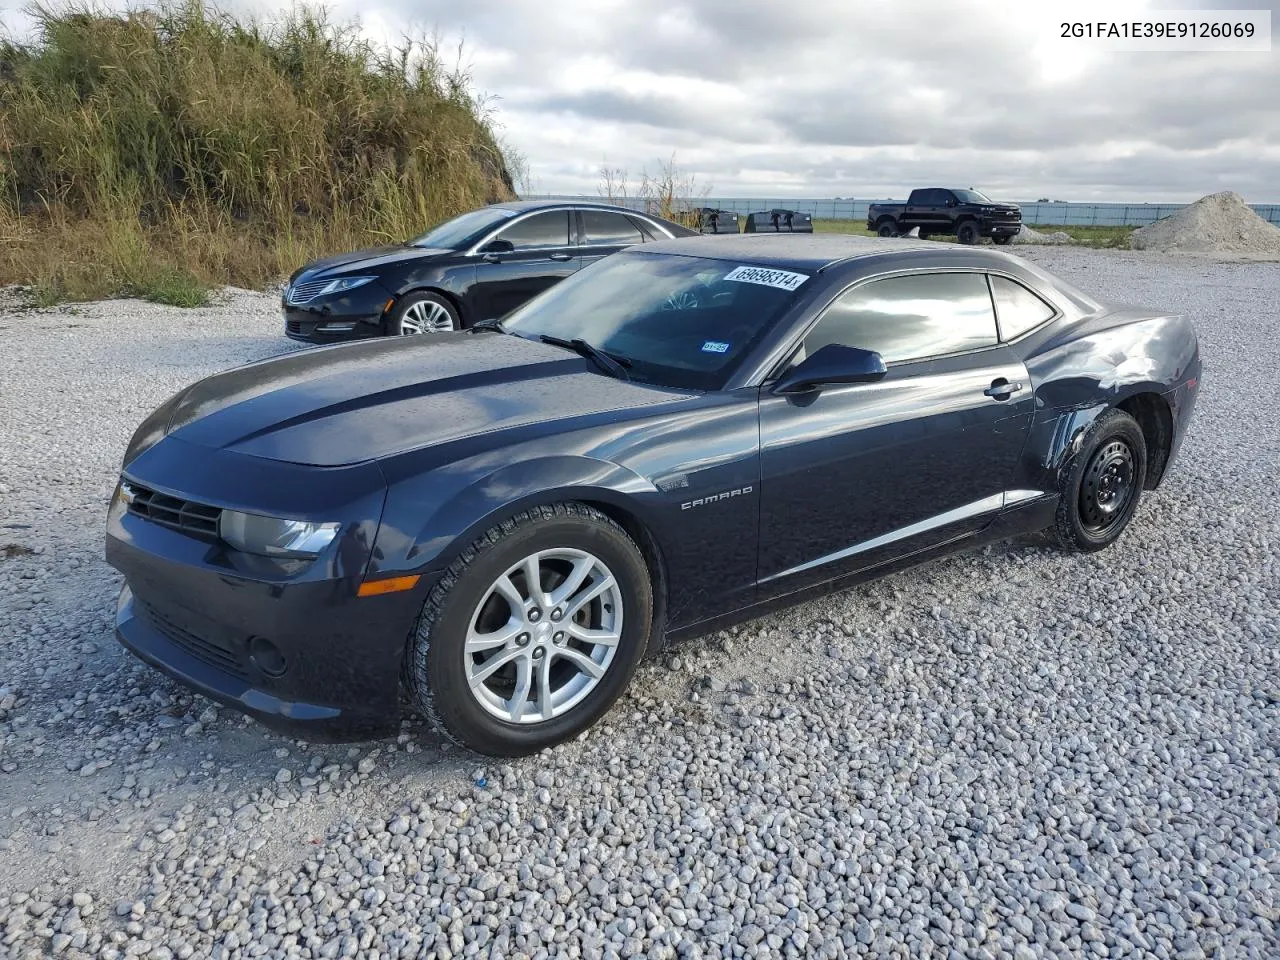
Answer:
956, 221, 980, 245
918, 231, 931, 241
1052, 408, 1147, 552
992, 234, 1014, 246
876, 220, 898, 238
388, 291, 459, 336
405, 503, 653, 756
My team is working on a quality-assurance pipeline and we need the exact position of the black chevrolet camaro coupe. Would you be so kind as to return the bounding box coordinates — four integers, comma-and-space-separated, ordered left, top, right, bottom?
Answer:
108, 236, 1201, 756
281, 200, 697, 343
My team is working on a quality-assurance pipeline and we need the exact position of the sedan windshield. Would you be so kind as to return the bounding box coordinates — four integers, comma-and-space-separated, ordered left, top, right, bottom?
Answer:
408, 208, 518, 249
502, 252, 809, 390
952, 189, 992, 203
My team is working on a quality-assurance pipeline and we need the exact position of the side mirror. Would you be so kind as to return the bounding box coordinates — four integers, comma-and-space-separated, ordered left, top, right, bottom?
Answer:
480, 238, 514, 255
773, 344, 887, 394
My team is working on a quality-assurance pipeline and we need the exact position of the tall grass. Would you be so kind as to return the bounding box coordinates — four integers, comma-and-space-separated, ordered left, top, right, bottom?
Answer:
0, 1, 515, 304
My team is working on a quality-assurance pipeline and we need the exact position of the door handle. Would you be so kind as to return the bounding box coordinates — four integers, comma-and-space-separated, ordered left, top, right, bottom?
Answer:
548, 252, 573, 262
984, 378, 1023, 400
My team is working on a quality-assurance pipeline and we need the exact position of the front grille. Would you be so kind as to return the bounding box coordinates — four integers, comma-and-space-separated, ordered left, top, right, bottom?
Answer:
123, 482, 221, 539
286, 278, 332, 305
141, 601, 249, 680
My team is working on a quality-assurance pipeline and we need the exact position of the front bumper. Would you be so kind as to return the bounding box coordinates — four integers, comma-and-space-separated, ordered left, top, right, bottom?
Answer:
281, 283, 393, 344
980, 217, 1022, 237
106, 443, 427, 741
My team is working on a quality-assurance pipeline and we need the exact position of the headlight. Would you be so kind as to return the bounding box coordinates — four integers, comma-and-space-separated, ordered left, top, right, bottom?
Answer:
218, 511, 339, 559
319, 276, 376, 296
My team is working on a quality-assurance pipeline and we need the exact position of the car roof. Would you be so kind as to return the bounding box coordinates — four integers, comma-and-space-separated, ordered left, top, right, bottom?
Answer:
492, 199, 660, 215
635, 233, 1020, 272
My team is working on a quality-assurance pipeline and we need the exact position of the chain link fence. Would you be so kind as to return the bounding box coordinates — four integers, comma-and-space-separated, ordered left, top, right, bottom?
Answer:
526, 195, 1280, 227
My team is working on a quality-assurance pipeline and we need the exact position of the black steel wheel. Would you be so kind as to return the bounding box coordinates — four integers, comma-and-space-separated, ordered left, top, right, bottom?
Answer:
1053, 408, 1147, 552
956, 220, 980, 245
992, 233, 1014, 246
876, 220, 898, 237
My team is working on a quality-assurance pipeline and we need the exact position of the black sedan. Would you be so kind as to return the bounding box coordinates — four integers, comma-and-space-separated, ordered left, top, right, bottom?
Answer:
281, 200, 697, 343
108, 236, 1201, 756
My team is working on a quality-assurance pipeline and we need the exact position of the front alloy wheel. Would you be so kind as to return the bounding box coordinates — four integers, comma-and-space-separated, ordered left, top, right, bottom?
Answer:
391, 292, 459, 335
405, 503, 653, 756
465, 549, 623, 723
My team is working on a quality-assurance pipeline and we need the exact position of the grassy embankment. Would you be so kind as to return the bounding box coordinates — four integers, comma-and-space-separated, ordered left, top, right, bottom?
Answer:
0, 2, 514, 306
814, 219, 1134, 248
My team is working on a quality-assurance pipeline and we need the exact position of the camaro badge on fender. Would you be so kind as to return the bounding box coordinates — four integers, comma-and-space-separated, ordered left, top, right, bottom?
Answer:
681, 486, 754, 510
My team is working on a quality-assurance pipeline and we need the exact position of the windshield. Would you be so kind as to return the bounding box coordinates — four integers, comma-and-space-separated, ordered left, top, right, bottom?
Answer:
408, 208, 518, 249
502, 252, 810, 390
952, 189, 992, 203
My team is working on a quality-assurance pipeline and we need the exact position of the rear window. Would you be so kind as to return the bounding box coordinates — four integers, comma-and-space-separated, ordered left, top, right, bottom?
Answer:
990, 275, 1056, 339
502, 252, 809, 390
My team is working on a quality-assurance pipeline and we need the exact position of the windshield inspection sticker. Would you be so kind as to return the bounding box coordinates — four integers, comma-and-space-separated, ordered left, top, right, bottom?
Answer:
701, 340, 730, 354
724, 265, 809, 291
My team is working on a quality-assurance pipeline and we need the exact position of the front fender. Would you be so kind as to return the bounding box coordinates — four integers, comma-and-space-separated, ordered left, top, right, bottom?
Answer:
367, 455, 658, 581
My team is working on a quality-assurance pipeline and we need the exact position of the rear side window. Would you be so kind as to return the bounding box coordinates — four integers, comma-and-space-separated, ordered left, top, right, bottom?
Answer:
627, 216, 661, 241
802, 272, 998, 364
989, 275, 1056, 340
496, 211, 571, 249
581, 210, 644, 246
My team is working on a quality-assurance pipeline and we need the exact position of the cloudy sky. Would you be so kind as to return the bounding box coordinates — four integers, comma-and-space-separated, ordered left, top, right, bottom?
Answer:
4, 0, 1277, 201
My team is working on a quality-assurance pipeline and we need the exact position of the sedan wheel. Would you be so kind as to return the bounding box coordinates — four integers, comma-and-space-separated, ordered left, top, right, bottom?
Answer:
465, 548, 623, 723
405, 503, 653, 756
391, 293, 459, 335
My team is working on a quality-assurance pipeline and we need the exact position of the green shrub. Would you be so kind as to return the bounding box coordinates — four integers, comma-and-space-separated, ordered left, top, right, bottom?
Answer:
0, 1, 515, 304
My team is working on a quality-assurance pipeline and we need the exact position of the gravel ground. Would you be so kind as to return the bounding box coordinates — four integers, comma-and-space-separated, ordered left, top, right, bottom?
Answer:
0, 248, 1277, 959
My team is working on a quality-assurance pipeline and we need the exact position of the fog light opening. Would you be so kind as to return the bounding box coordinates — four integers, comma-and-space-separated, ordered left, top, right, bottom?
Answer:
316, 321, 358, 333
249, 636, 288, 677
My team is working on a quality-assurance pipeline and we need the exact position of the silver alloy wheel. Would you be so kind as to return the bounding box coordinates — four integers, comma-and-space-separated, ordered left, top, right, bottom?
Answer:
398, 298, 455, 334
464, 548, 623, 724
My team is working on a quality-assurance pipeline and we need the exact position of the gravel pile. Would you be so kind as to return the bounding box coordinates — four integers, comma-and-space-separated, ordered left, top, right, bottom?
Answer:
1131, 191, 1280, 258
1011, 225, 1071, 246
1, 250, 1278, 959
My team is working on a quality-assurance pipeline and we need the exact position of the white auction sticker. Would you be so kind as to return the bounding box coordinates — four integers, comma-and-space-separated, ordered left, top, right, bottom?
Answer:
724, 265, 809, 291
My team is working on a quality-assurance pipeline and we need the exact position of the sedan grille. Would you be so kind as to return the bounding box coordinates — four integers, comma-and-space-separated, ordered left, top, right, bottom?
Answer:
122, 482, 221, 539
140, 601, 249, 680
286, 278, 333, 305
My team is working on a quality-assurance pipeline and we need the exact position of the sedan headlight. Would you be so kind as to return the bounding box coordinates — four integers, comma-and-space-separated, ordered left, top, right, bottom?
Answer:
318, 276, 377, 296
218, 510, 339, 559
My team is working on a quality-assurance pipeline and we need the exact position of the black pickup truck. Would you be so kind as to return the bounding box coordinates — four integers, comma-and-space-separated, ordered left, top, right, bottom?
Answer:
866, 188, 1021, 244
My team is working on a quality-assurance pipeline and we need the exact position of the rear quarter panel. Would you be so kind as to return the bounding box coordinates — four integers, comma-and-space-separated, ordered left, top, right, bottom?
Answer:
1018, 309, 1200, 491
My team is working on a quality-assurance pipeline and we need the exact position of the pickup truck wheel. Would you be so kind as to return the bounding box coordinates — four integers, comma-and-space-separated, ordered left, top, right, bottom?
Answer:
956, 221, 980, 245
405, 502, 653, 756
876, 220, 898, 238
992, 234, 1014, 246
918, 230, 931, 241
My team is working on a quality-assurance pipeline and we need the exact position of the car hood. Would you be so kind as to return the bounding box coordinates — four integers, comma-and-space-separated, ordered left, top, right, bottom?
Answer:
163, 335, 691, 467
293, 244, 456, 280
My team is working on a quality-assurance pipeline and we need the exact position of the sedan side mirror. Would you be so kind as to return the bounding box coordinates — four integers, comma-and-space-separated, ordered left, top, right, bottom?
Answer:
773, 344, 887, 394
480, 238, 514, 255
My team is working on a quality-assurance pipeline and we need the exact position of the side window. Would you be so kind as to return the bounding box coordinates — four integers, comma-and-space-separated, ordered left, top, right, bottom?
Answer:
627, 216, 661, 242
801, 272, 998, 364
581, 210, 644, 246
496, 211, 570, 249
989, 275, 1056, 340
